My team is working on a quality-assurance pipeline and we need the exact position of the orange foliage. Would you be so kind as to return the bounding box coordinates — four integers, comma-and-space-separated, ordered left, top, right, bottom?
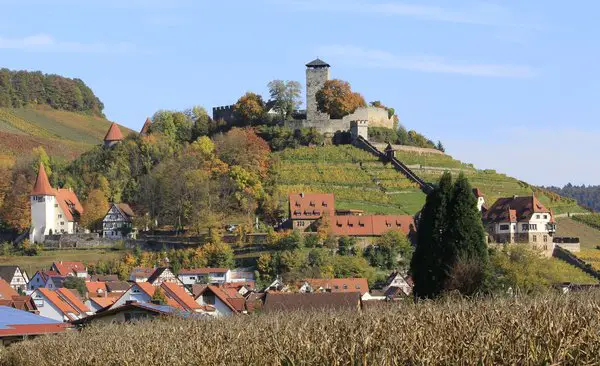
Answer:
316, 79, 366, 119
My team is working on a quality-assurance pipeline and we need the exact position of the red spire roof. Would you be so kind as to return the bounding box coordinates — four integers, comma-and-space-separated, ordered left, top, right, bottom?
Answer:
31, 163, 55, 196
140, 117, 152, 135
104, 123, 124, 142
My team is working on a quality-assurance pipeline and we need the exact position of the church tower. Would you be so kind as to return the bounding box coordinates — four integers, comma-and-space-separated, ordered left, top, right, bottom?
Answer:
305, 58, 330, 122
30, 163, 57, 243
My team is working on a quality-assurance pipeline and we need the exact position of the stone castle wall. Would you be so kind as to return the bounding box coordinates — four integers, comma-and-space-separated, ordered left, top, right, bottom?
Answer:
371, 143, 445, 155
212, 105, 234, 124
342, 107, 394, 129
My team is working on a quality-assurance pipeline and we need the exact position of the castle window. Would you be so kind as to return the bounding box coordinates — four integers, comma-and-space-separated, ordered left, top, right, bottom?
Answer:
533, 235, 537, 242
521, 224, 528, 231
58, 214, 62, 219
543, 235, 548, 243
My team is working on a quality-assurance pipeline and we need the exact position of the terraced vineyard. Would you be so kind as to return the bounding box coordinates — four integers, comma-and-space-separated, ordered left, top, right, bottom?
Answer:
0, 105, 133, 160
273, 145, 425, 215
571, 248, 600, 271
272, 144, 586, 216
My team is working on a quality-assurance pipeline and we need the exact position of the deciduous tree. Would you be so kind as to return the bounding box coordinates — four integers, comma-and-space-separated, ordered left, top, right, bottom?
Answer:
232, 92, 265, 126
316, 79, 366, 119
267, 80, 302, 121
80, 189, 109, 231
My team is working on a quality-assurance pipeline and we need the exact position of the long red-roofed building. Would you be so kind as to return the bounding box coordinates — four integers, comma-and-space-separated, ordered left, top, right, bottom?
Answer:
30, 163, 83, 243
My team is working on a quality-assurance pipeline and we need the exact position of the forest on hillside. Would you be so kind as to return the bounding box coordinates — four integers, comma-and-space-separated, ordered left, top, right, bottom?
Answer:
0, 68, 104, 116
545, 184, 600, 212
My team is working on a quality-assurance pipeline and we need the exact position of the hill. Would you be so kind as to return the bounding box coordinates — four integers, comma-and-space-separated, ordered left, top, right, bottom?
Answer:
545, 184, 600, 212
273, 144, 586, 216
0, 105, 133, 160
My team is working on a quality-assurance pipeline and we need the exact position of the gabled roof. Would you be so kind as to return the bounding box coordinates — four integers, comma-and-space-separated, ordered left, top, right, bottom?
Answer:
105, 281, 131, 293
104, 122, 124, 142
473, 188, 485, 198
147, 267, 173, 284
116, 203, 135, 218
160, 282, 201, 312
71, 302, 195, 325
179, 268, 229, 275
306, 58, 330, 68
37, 288, 78, 318
289, 193, 335, 220
484, 195, 551, 224
31, 163, 55, 196
134, 282, 157, 297
55, 189, 83, 222
263, 292, 361, 313
88, 296, 117, 309
303, 278, 369, 296
0, 278, 18, 299
0, 296, 37, 312
193, 285, 240, 313
56, 288, 90, 314
0, 266, 19, 283
85, 282, 107, 297
52, 262, 86, 276
33, 270, 59, 283
140, 117, 152, 135
130, 267, 155, 279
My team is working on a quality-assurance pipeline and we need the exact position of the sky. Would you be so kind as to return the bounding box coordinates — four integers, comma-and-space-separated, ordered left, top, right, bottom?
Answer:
1, 0, 599, 186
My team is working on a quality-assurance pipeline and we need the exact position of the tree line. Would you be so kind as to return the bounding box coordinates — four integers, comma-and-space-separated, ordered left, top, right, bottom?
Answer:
545, 184, 600, 212
0, 68, 104, 116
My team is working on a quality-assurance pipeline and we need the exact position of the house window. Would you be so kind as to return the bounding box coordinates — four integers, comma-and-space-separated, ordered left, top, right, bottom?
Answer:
54, 204, 58, 208
543, 215, 548, 219
533, 235, 537, 242
530, 224, 537, 231
536, 215, 540, 219
543, 235, 548, 243
355, 285, 360, 289
60, 222, 64, 226
343, 284, 348, 290
58, 214, 62, 219
499, 224, 510, 230
189, 276, 196, 280
334, 285, 339, 290
132, 288, 140, 294
521, 224, 528, 231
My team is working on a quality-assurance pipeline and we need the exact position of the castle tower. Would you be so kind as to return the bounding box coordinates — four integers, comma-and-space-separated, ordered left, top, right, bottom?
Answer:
103, 123, 124, 148
350, 120, 369, 142
30, 163, 57, 243
139, 117, 152, 136
305, 58, 330, 122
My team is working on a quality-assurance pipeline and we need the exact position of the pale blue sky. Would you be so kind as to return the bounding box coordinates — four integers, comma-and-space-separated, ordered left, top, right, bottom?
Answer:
1, 0, 599, 186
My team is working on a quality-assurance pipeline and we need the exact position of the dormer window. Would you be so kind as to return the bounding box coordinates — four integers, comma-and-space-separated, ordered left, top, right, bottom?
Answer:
322, 201, 328, 207
309, 201, 315, 207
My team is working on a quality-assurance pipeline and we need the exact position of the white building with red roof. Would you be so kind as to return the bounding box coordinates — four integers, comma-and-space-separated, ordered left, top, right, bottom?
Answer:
29, 163, 83, 243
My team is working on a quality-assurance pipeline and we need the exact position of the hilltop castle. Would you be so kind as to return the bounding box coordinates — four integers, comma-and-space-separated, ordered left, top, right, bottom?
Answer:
212, 59, 395, 135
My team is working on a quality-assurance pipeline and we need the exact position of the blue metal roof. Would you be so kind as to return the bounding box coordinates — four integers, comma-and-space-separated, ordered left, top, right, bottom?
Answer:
0, 306, 60, 329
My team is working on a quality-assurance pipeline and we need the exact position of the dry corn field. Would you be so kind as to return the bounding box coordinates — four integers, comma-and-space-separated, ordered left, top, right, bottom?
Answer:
4, 292, 600, 365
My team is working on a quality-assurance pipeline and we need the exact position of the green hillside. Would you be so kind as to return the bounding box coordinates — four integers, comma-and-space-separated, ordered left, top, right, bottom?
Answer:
273, 145, 586, 216
0, 105, 134, 160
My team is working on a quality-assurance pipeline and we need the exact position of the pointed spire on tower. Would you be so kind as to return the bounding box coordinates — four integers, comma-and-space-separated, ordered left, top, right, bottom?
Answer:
31, 163, 55, 196
140, 117, 152, 136
104, 123, 124, 147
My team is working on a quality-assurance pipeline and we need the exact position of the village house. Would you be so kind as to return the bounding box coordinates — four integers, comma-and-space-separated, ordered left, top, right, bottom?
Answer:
0, 295, 38, 313
0, 266, 29, 292
29, 163, 84, 243
51, 261, 88, 278
86, 297, 117, 313
178, 268, 231, 286
473, 188, 487, 212
109, 282, 198, 313
192, 285, 245, 316
0, 306, 70, 346
298, 278, 369, 297
27, 271, 64, 291
483, 195, 556, 250
31, 288, 91, 322
289, 193, 416, 244
147, 267, 179, 286
129, 267, 155, 282
72, 302, 204, 326
102, 203, 136, 239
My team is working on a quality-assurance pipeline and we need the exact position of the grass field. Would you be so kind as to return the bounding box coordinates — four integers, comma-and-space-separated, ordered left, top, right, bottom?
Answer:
0, 106, 134, 160
0, 249, 128, 276
5, 292, 600, 365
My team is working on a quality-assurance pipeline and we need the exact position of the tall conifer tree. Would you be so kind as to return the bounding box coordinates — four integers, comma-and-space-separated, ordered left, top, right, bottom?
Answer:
411, 172, 453, 298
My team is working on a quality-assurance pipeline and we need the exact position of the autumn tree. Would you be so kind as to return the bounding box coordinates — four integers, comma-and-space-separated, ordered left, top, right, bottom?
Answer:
31, 147, 52, 177
0, 173, 31, 231
267, 80, 302, 121
80, 189, 109, 231
151, 286, 168, 305
200, 242, 234, 268
214, 127, 271, 178
316, 79, 366, 119
232, 92, 265, 126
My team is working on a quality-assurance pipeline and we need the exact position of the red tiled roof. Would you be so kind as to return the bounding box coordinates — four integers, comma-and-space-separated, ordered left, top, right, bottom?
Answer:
116, 203, 135, 218
31, 163, 55, 196
140, 117, 152, 135
89, 297, 116, 309
484, 195, 551, 224
3, 296, 37, 312
130, 267, 155, 278
289, 193, 335, 220
304, 278, 369, 296
179, 268, 229, 275
52, 262, 86, 276
38, 288, 78, 316
86, 282, 107, 297
104, 122, 124, 142
56, 288, 89, 314
135, 282, 156, 297
161, 282, 201, 312
0, 278, 18, 299
55, 189, 83, 222
194, 285, 240, 313
0, 323, 70, 337
332, 215, 414, 236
